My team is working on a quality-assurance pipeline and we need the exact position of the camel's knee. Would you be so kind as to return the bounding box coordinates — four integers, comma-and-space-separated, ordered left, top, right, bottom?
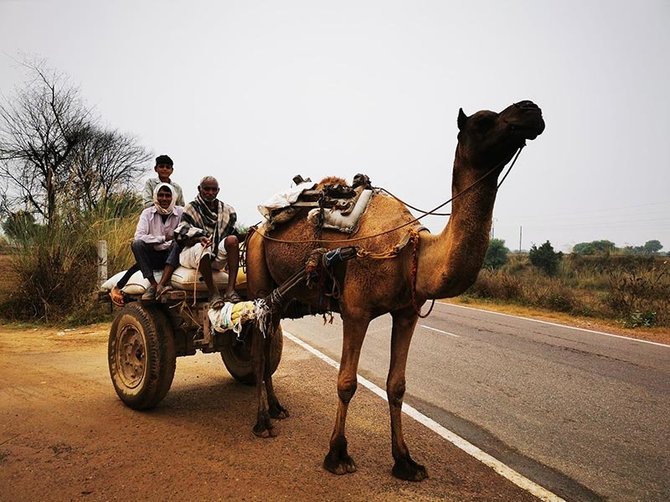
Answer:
337, 379, 357, 404
387, 380, 406, 407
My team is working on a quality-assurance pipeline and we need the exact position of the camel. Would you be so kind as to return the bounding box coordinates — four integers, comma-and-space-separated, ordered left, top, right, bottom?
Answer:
245, 100, 545, 480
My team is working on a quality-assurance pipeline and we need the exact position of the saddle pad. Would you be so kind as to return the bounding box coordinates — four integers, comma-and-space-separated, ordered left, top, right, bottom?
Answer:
308, 188, 373, 233
100, 267, 247, 294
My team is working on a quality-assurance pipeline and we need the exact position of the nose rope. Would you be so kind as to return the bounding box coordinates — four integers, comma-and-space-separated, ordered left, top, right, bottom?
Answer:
376, 144, 524, 218
497, 143, 524, 189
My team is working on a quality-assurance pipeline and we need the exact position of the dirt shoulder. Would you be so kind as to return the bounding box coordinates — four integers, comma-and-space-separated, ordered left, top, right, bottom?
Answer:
0, 323, 538, 502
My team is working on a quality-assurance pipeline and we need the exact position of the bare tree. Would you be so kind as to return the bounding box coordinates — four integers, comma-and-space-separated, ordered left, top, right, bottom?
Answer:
0, 59, 149, 225
67, 128, 151, 212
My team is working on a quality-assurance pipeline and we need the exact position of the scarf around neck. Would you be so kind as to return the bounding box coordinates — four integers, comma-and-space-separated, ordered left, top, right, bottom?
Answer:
175, 195, 237, 255
153, 182, 176, 215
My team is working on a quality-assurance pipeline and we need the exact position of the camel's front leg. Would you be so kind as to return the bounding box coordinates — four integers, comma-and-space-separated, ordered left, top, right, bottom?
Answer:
323, 315, 370, 475
388, 307, 427, 481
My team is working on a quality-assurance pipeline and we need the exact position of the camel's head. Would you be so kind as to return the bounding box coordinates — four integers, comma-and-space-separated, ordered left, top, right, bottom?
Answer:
456, 100, 545, 171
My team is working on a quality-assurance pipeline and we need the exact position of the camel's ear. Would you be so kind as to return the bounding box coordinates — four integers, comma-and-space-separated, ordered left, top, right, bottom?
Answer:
458, 108, 468, 130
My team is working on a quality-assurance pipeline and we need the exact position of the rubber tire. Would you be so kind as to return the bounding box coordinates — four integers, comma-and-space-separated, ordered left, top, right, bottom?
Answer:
108, 303, 176, 410
220, 323, 283, 385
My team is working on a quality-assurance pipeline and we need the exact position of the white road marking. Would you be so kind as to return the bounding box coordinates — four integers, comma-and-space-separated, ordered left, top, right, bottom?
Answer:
438, 302, 670, 348
284, 330, 565, 502
419, 324, 460, 338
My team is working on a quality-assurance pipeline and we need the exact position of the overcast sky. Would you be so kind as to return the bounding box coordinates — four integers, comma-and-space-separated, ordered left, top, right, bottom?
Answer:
1, 0, 668, 252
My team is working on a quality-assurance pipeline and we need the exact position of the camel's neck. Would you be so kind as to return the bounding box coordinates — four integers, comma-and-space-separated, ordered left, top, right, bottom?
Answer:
415, 149, 498, 299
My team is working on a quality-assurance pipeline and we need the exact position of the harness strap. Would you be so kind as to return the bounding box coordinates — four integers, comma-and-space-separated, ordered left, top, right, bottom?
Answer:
407, 230, 435, 318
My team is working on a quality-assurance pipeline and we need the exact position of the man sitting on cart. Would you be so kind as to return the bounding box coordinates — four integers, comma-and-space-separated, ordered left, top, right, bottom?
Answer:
175, 176, 241, 309
111, 183, 183, 304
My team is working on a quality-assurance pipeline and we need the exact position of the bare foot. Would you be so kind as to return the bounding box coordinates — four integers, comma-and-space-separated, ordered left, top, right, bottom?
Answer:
110, 286, 124, 307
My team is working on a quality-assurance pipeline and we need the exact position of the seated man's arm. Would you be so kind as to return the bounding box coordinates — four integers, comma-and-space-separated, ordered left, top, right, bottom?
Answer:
174, 215, 208, 248
175, 187, 185, 207
141, 181, 155, 208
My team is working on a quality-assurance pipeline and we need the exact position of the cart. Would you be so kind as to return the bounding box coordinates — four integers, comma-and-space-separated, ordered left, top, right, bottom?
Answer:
102, 269, 283, 410
101, 245, 357, 410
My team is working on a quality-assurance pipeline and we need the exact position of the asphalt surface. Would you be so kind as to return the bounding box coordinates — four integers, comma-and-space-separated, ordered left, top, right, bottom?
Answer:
283, 302, 670, 501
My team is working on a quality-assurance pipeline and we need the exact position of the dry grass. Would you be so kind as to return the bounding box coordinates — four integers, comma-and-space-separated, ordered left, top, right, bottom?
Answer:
0, 208, 138, 323
0, 254, 18, 302
464, 254, 670, 330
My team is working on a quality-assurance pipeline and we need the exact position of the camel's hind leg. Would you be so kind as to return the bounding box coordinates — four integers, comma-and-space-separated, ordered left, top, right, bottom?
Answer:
265, 320, 288, 420
251, 323, 275, 438
246, 229, 286, 437
387, 307, 427, 481
323, 314, 370, 475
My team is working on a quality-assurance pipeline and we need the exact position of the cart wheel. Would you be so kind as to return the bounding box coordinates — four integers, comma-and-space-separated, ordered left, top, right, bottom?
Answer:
108, 303, 176, 409
220, 323, 283, 385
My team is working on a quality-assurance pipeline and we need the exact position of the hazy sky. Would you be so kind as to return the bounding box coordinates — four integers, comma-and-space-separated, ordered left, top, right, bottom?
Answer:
1, 0, 668, 252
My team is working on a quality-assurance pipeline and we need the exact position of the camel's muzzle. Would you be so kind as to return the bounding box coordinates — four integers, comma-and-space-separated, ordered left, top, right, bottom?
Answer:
505, 100, 545, 140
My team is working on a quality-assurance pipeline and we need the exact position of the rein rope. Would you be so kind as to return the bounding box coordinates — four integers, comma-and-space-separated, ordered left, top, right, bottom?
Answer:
376, 144, 524, 216
257, 144, 524, 248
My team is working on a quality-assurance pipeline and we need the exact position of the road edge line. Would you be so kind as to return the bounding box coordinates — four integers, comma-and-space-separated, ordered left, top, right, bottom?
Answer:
284, 330, 565, 502
439, 302, 670, 348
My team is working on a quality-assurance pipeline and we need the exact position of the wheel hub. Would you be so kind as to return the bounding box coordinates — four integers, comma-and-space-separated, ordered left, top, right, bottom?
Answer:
117, 324, 146, 389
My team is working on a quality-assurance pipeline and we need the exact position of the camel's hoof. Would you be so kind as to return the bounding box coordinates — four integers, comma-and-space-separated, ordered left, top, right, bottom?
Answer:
252, 414, 276, 438
269, 403, 289, 420
392, 456, 428, 481
323, 451, 357, 475
252, 424, 277, 438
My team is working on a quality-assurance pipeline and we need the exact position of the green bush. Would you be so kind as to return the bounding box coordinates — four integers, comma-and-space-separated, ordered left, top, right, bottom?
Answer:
483, 238, 510, 270
2, 211, 39, 241
623, 311, 657, 329
1, 219, 98, 321
529, 241, 562, 276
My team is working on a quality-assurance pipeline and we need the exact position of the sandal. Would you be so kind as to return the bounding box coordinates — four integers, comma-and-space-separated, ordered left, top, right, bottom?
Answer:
222, 290, 242, 303
110, 286, 125, 307
142, 285, 157, 301
209, 294, 224, 310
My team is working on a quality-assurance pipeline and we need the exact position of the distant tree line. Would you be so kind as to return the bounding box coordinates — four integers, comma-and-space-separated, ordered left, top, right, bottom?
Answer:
572, 239, 665, 256
484, 238, 666, 276
477, 238, 669, 328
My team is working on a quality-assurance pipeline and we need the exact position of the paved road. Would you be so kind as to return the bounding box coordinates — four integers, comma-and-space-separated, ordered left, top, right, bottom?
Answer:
283, 303, 670, 501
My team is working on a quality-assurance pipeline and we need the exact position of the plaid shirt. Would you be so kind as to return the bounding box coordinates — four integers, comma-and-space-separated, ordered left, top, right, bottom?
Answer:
175, 195, 237, 255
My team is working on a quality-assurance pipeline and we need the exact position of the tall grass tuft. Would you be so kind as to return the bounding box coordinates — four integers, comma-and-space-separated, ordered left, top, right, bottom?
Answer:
604, 263, 669, 327
0, 194, 140, 323
2, 218, 98, 322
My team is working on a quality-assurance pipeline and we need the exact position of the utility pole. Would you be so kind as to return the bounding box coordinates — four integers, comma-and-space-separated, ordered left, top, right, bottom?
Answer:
519, 226, 523, 253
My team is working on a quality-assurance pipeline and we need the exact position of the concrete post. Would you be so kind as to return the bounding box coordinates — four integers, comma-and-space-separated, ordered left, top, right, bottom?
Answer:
97, 240, 108, 287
